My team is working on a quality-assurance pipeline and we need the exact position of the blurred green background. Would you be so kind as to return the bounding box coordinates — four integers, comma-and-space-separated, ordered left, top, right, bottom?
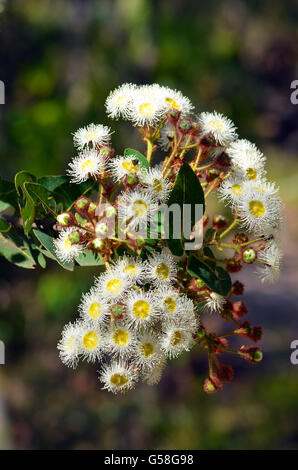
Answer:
0, 0, 298, 450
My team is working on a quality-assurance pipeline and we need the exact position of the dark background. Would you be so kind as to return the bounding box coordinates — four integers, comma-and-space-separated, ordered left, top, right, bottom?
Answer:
0, 0, 298, 449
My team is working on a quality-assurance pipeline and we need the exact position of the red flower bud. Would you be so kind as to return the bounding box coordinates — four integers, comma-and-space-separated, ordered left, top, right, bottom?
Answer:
226, 258, 242, 273
241, 346, 263, 364
215, 152, 231, 168
203, 375, 222, 393
212, 214, 228, 230
206, 169, 220, 183
215, 363, 234, 383
232, 280, 244, 295
232, 301, 248, 319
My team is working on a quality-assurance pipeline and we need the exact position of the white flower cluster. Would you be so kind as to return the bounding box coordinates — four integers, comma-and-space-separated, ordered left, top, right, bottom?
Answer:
105, 83, 194, 126
217, 139, 284, 283
58, 253, 199, 393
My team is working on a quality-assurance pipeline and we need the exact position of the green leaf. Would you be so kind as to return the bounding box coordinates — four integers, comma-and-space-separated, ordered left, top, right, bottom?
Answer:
124, 148, 149, 170
187, 255, 232, 296
0, 231, 36, 269
15, 171, 36, 196
37, 252, 47, 268
0, 178, 19, 211
33, 229, 74, 271
38, 175, 68, 192
166, 162, 205, 256
75, 250, 104, 267
0, 217, 11, 232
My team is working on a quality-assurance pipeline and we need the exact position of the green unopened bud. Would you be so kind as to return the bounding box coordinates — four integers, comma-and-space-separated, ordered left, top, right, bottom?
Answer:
127, 174, 138, 185
76, 197, 89, 209
111, 305, 124, 317
100, 146, 111, 158
75, 213, 88, 227
57, 213, 70, 226
105, 205, 117, 218
92, 238, 104, 250
243, 248, 257, 264
195, 278, 205, 288
68, 230, 80, 244
252, 349, 263, 362
179, 119, 192, 132
136, 236, 145, 247
95, 222, 108, 236
88, 202, 97, 213
196, 328, 205, 339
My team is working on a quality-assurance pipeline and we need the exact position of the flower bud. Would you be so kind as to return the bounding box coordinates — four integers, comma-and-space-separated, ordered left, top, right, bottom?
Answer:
91, 238, 104, 250
99, 145, 114, 159
178, 118, 193, 134
95, 222, 108, 237
57, 213, 71, 227
111, 304, 125, 319
136, 236, 145, 247
212, 214, 228, 230
232, 300, 248, 319
242, 248, 257, 264
105, 205, 117, 218
75, 197, 89, 210
216, 363, 234, 383
203, 376, 222, 393
74, 212, 89, 227
232, 280, 244, 296
166, 109, 181, 125
215, 152, 231, 167
88, 202, 97, 215
233, 232, 248, 244
226, 258, 242, 273
241, 346, 263, 364
127, 174, 138, 185
68, 230, 80, 244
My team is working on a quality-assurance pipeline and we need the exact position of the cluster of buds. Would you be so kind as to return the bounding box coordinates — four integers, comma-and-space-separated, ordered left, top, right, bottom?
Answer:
54, 83, 283, 394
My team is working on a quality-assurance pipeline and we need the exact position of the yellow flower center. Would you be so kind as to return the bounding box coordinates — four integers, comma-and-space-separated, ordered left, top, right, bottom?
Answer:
85, 131, 96, 141
249, 200, 265, 218
83, 331, 98, 350
140, 342, 154, 357
210, 119, 224, 130
231, 184, 242, 196
132, 300, 150, 319
139, 102, 154, 116
246, 168, 257, 180
170, 330, 182, 346
132, 200, 147, 217
81, 159, 95, 172
110, 373, 128, 387
116, 95, 126, 106
165, 97, 180, 110
113, 329, 129, 346
106, 279, 123, 295
88, 302, 101, 319
152, 178, 163, 193
163, 296, 176, 313
64, 236, 72, 249
123, 265, 137, 275
155, 262, 169, 280
122, 161, 138, 173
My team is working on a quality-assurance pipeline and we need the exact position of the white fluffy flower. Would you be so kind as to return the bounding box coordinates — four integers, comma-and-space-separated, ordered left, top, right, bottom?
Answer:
198, 111, 237, 146
256, 241, 282, 283
67, 149, 105, 183
160, 321, 195, 358
218, 173, 247, 207
158, 123, 176, 151
57, 322, 81, 368
141, 357, 167, 385
237, 185, 283, 234
126, 289, 160, 329
95, 269, 132, 301
203, 292, 226, 313
227, 139, 266, 181
109, 156, 140, 182
114, 256, 147, 284
54, 228, 84, 262
134, 331, 164, 371
159, 86, 194, 115
99, 361, 138, 394
118, 189, 157, 230
106, 320, 136, 359
73, 123, 112, 150
78, 288, 110, 324
139, 165, 171, 202
105, 83, 137, 119
145, 251, 177, 286
127, 85, 166, 127
77, 322, 105, 363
